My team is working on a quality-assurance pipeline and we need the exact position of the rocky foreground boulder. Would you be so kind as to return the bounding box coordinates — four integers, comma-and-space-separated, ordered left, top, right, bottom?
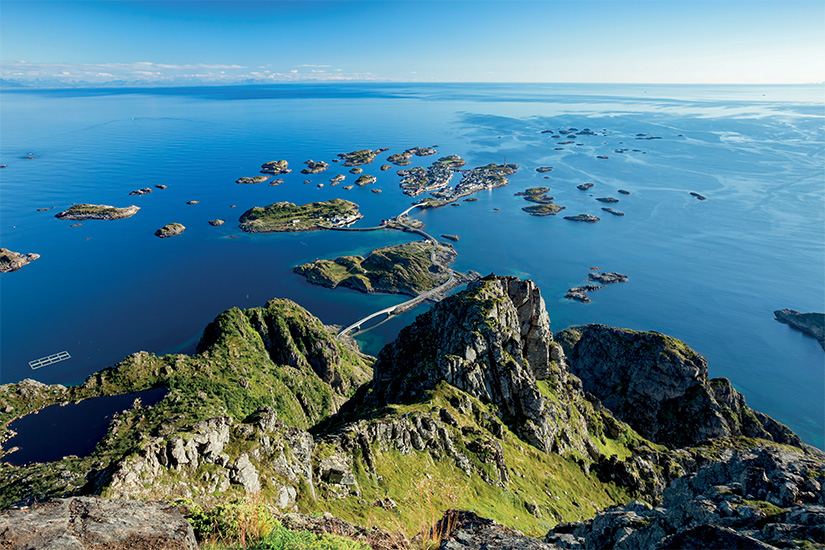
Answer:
0, 497, 197, 549
546, 446, 825, 549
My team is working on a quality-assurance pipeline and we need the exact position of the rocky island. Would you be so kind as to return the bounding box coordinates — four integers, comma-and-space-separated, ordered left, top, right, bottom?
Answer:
294, 240, 458, 297
354, 174, 376, 186
516, 187, 556, 204
154, 223, 185, 238
0, 248, 40, 273
260, 160, 291, 175
564, 214, 600, 223
387, 151, 413, 166
774, 309, 825, 350
238, 199, 362, 233
301, 160, 329, 174
0, 276, 821, 549
55, 204, 140, 221
337, 149, 381, 166
523, 204, 566, 216
236, 175, 270, 184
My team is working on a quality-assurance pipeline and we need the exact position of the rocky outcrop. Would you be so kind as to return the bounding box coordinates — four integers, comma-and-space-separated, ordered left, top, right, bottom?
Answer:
546, 446, 825, 549
107, 407, 314, 508
556, 324, 801, 449
0, 248, 39, 273
438, 510, 555, 550
0, 497, 197, 549
774, 309, 825, 350
369, 275, 596, 457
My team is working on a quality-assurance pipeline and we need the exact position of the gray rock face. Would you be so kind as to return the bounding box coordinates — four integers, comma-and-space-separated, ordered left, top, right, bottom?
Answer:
774, 309, 825, 350
438, 510, 556, 550
0, 497, 197, 549
369, 275, 591, 455
230, 453, 260, 492
556, 324, 800, 448
107, 409, 312, 504
546, 446, 825, 550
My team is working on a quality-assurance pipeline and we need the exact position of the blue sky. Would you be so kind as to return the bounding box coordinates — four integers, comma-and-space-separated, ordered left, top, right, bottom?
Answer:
1, 0, 823, 86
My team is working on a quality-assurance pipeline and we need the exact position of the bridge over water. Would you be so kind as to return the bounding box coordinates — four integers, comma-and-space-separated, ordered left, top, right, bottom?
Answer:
334, 204, 455, 338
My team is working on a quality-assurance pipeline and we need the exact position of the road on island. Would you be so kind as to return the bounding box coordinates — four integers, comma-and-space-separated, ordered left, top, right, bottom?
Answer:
334, 203, 460, 339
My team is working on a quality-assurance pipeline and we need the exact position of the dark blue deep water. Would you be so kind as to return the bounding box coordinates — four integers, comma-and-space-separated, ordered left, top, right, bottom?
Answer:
1, 83, 823, 448
2, 387, 167, 466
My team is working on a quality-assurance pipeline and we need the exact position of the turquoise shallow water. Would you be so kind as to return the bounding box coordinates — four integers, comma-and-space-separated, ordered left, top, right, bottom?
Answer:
1, 83, 823, 448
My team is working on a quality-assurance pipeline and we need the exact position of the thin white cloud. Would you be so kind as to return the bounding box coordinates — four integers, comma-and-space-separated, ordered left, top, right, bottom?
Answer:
0, 61, 391, 87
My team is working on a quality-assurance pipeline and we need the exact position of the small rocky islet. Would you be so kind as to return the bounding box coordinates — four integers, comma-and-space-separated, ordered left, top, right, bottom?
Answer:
260, 159, 291, 175
523, 204, 566, 216
565, 269, 628, 302
300, 160, 329, 174
564, 213, 600, 223
236, 175, 270, 184
154, 223, 185, 238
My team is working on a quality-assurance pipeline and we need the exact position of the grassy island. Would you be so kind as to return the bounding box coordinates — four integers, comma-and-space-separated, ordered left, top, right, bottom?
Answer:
294, 240, 454, 296
523, 204, 566, 216
387, 151, 413, 165
354, 174, 377, 186
337, 149, 380, 166
55, 204, 140, 220
238, 199, 362, 233
154, 223, 185, 238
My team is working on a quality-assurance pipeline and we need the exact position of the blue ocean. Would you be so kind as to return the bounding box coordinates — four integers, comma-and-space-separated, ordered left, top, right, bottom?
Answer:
1, 83, 822, 448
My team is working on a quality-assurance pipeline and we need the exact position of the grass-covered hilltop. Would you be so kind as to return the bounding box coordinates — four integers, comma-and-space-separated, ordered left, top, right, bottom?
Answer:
238, 199, 362, 233
1, 276, 822, 549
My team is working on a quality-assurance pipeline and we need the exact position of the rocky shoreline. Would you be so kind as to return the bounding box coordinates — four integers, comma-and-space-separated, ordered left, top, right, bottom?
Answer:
0, 248, 40, 273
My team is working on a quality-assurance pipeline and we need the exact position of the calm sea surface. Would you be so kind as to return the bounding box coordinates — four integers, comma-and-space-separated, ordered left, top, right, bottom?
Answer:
1, 83, 823, 448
